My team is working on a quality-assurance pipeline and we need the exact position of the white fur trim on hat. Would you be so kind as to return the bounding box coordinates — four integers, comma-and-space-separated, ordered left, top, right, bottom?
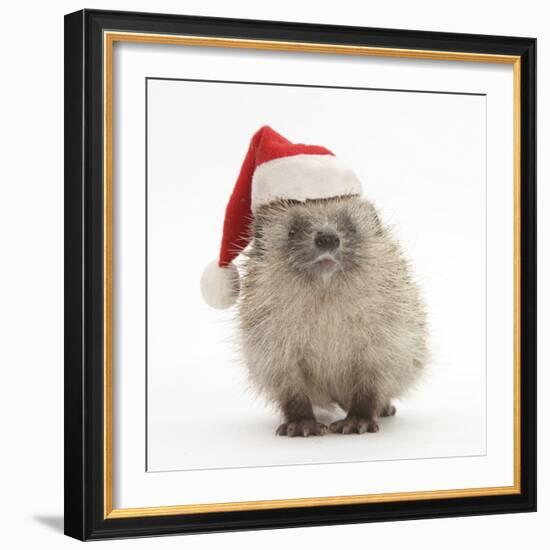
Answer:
251, 154, 362, 211
200, 260, 240, 309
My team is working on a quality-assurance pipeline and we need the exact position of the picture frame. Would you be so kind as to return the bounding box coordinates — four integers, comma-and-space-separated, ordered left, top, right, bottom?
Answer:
64, 8, 537, 541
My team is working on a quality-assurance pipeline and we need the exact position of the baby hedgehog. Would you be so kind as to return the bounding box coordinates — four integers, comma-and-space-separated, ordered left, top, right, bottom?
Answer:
201, 126, 428, 437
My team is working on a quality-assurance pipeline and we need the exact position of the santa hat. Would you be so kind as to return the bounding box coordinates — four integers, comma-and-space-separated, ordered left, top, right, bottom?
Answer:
201, 125, 362, 309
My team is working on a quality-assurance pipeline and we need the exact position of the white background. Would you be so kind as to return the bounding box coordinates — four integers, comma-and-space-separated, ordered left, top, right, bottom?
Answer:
0, 1, 546, 549
114, 30, 514, 509
147, 79, 488, 471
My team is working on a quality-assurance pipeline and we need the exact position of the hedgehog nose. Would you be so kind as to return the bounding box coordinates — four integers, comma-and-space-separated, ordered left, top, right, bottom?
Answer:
314, 231, 340, 251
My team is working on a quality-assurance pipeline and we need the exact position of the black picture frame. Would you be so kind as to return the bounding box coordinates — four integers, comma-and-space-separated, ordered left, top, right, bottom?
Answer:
64, 8, 537, 541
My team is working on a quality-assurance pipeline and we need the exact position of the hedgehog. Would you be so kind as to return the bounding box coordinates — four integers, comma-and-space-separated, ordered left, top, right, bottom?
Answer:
238, 196, 428, 436
200, 126, 428, 437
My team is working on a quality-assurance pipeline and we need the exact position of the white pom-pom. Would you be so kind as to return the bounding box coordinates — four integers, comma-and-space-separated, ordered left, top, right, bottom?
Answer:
200, 260, 240, 309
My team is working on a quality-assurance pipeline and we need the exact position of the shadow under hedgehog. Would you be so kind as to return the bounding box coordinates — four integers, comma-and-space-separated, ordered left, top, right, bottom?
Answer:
201, 126, 428, 437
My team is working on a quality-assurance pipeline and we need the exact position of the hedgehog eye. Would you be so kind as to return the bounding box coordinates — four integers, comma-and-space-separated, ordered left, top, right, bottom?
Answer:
336, 212, 357, 237
288, 216, 309, 238
342, 221, 357, 237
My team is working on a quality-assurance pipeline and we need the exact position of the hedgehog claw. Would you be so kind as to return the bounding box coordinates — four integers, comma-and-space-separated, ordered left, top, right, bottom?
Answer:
276, 419, 328, 437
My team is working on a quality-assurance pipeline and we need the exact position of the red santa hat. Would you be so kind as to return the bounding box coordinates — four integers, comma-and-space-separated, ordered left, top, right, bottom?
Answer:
201, 125, 362, 309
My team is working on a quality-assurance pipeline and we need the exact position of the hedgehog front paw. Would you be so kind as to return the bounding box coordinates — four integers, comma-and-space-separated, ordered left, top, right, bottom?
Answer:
329, 416, 379, 434
380, 404, 396, 417
276, 419, 328, 437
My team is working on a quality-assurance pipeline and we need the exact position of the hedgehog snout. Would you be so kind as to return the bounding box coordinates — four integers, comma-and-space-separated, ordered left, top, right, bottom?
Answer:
314, 230, 340, 251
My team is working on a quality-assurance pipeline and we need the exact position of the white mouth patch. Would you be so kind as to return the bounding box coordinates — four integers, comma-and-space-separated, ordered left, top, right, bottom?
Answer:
313, 253, 339, 273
